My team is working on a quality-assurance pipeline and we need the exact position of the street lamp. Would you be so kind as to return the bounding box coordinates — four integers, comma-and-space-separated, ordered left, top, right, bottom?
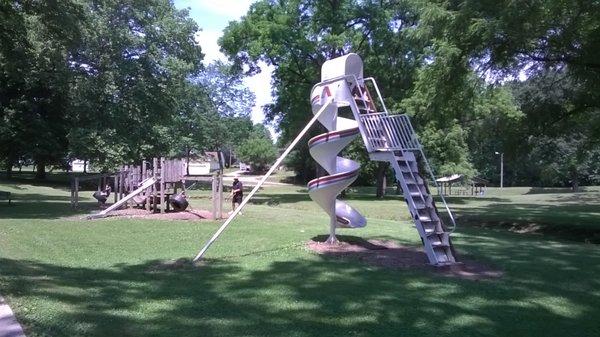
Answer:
495, 151, 503, 189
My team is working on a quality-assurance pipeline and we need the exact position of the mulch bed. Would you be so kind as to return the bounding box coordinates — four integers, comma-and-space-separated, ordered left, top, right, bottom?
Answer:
307, 235, 502, 280
102, 208, 217, 220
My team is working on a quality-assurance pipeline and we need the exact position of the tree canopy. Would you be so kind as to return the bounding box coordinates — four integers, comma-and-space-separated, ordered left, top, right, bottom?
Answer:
218, 0, 599, 188
1, 0, 598, 188
0, 0, 257, 177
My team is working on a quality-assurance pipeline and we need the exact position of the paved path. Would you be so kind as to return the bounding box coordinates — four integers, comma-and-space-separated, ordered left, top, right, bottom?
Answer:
0, 296, 25, 337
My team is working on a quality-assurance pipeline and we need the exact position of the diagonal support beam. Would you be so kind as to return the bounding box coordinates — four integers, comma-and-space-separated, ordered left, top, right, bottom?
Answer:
193, 98, 335, 262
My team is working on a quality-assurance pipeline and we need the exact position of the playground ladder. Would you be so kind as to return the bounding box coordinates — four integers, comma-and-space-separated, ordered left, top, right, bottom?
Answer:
351, 79, 457, 265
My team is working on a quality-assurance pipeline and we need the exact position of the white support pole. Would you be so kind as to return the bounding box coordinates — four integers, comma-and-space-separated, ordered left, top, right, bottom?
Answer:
193, 98, 335, 262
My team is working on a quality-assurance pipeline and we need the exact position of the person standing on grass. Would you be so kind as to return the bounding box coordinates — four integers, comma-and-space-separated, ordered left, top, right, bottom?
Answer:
230, 176, 243, 213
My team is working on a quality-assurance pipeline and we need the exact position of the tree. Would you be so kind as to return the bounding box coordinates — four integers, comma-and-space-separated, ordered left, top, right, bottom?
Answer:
67, 0, 205, 171
235, 129, 277, 172
502, 70, 600, 188
0, 0, 85, 178
195, 61, 255, 118
220, 0, 427, 184
220, 0, 521, 188
416, 0, 600, 173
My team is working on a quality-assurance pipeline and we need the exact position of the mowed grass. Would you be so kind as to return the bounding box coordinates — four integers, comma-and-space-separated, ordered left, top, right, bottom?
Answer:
0, 177, 599, 337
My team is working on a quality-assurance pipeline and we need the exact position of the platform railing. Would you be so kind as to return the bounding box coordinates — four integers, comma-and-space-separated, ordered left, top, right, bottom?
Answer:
359, 113, 421, 151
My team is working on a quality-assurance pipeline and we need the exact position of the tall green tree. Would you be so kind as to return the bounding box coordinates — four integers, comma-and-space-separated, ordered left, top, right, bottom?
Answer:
236, 123, 277, 172
68, 0, 205, 171
415, 0, 600, 184
221, 0, 520, 185
1, 0, 85, 178
196, 61, 255, 118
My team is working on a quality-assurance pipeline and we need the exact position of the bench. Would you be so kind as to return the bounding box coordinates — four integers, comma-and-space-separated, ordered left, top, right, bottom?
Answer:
0, 191, 11, 205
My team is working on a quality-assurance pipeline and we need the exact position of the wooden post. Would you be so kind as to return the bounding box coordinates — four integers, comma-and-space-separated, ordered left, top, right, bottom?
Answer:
74, 177, 79, 208
217, 171, 223, 219
128, 166, 133, 208
142, 161, 147, 209
152, 158, 157, 213
119, 170, 124, 201
211, 174, 217, 219
160, 157, 165, 213
70, 178, 74, 208
113, 176, 117, 203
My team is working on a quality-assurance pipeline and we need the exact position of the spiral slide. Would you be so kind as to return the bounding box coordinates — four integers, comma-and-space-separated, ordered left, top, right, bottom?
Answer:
307, 108, 366, 229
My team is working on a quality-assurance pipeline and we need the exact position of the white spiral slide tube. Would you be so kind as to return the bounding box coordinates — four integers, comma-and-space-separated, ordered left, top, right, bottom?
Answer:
307, 95, 366, 244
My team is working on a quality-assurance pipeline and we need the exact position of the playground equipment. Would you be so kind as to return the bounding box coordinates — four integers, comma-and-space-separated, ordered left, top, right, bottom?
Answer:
193, 53, 457, 266
79, 158, 187, 219
170, 193, 189, 211
92, 190, 110, 204
72, 154, 227, 218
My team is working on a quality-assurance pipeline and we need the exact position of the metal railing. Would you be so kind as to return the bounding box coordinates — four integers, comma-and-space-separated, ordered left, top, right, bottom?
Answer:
356, 109, 457, 233
359, 113, 421, 152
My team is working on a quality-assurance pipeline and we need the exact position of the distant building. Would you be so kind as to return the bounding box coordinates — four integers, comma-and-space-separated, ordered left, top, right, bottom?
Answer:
186, 152, 224, 175
71, 159, 86, 173
239, 162, 251, 172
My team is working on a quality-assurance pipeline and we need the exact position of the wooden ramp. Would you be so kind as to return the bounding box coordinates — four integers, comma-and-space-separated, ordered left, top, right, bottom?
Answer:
88, 177, 157, 219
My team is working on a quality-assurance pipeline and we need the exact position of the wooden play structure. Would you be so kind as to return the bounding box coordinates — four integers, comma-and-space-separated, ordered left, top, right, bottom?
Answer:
70, 156, 225, 219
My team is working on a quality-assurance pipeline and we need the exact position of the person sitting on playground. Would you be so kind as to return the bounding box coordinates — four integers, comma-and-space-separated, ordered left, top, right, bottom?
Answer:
229, 176, 243, 214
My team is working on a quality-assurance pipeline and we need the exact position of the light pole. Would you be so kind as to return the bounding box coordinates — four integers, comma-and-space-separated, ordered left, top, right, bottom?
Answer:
495, 151, 503, 189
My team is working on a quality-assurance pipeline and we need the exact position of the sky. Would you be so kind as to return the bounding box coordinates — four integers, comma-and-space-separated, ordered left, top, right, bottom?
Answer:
173, 0, 274, 127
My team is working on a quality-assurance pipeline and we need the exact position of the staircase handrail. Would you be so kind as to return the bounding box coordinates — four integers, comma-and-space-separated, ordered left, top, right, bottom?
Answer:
399, 116, 457, 233
359, 77, 458, 234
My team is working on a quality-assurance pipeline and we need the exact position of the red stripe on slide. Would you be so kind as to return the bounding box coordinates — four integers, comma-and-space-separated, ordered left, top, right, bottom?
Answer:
308, 170, 358, 188
308, 128, 359, 146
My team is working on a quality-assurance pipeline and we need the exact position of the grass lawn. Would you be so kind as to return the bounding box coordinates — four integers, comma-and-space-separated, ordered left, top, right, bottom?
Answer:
0, 176, 599, 336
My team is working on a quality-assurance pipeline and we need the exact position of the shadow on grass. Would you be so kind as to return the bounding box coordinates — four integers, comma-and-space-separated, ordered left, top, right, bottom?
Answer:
311, 234, 389, 249
434, 196, 512, 204
248, 191, 418, 206
0, 201, 97, 219
0, 173, 71, 187
453, 200, 600, 243
525, 187, 581, 194
1, 239, 600, 337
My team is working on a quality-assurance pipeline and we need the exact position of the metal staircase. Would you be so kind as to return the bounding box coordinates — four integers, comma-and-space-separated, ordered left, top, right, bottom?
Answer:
350, 78, 457, 265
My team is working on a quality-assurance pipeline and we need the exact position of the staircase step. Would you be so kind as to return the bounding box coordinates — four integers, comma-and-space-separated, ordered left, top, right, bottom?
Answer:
428, 233, 451, 247
417, 214, 433, 222
396, 165, 414, 173
411, 193, 431, 201
404, 177, 423, 185
413, 201, 428, 209
431, 241, 451, 248
434, 252, 451, 263
424, 229, 445, 236
395, 162, 416, 170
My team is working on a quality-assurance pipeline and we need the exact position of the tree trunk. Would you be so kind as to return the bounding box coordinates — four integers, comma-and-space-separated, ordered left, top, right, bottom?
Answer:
83, 159, 87, 173
5, 161, 13, 179
375, 162, 388, 198
35, 162, 46, 180
570, 169, 579, 192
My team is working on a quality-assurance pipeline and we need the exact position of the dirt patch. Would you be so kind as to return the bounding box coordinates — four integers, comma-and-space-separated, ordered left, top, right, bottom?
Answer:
103, 208, 217, 220
307, 235, 502, 280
